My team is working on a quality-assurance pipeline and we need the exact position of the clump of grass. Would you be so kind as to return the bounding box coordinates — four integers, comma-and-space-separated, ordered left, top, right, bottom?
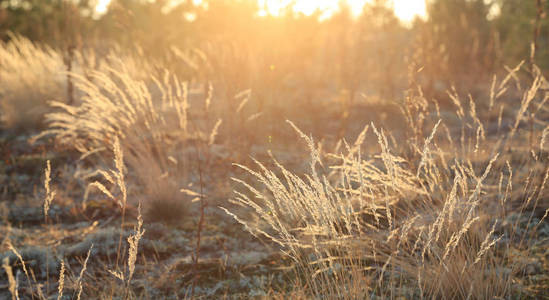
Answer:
34, 54, 227, 225
0, 34, 67, 131
33, 63, 197, 215
225, 121, 509, 298
89, 137, 146, 298
224, 62, 549, 298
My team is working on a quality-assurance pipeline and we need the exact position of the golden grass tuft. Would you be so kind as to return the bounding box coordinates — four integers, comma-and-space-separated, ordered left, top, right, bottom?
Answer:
34, 60, 223, 222
0, 34, 67, 131
223, 63, 549, 298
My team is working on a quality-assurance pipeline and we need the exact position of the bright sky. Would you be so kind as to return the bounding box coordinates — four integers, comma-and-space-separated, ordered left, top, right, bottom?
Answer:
257, 0, 426, 22
393, 0, 426, 22
95, 0, 111, 14
95, 0, 427, 23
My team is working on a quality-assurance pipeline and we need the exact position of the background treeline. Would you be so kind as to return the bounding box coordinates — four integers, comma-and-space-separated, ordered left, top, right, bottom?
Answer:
1, 0, 548, 104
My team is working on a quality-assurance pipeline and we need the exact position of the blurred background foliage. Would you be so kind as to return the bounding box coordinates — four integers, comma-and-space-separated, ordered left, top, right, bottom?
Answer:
1, 0, 547, 102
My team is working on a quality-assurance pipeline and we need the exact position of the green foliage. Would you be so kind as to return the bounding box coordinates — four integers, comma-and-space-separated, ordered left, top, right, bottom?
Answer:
495, 0, 549, 69
416, 0, 497, 85
0, 0, 95, 45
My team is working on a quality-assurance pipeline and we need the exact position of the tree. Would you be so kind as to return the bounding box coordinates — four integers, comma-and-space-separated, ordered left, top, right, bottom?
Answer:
0, 0, 95, 44
414, 0, 497, 88
494, 0, 549, 70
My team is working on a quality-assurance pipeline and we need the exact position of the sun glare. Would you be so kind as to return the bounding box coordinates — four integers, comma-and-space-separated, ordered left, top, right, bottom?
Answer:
95, 0, 111, 14
94, 0, 426, 22
257, 0, 426, 22
393, 0, 426, 22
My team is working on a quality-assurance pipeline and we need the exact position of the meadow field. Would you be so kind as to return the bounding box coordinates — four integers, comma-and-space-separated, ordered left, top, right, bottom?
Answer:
1, 0, 549, 299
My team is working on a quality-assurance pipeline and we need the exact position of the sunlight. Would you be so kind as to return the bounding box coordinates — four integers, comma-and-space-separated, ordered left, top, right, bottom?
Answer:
95, 0, 111, 14
95, 0, 426, 22
257, 0, 341, 18
257, 0, 426, 21
393, 0, 426, 22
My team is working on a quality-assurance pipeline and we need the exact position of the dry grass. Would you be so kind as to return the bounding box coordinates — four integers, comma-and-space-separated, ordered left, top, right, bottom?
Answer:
223, 63, 549, 298
1, 30, 548, 299
32, 61, 223, 221
0, 34, 67, 131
